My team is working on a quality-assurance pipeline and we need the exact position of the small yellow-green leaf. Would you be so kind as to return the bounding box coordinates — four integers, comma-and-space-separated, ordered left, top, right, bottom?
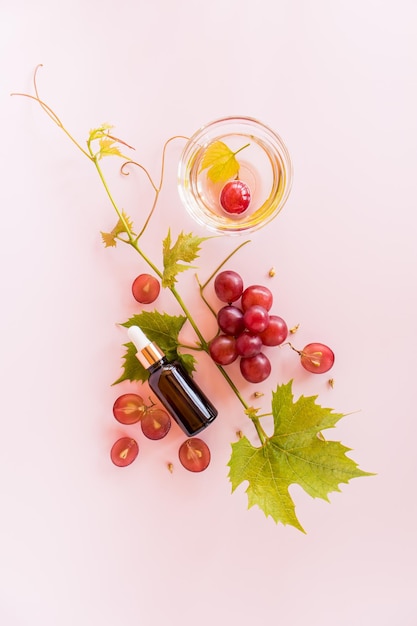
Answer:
101, 232, 117, 248
89, 123, 113, 143
98, 137, 124, 159
199, 140, 247, 183
88, 124, 133, 160
100, 212, 134, 247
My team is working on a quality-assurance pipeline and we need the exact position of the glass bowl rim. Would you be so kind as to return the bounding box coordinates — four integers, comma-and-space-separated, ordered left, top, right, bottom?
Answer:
178, 115, 293, 235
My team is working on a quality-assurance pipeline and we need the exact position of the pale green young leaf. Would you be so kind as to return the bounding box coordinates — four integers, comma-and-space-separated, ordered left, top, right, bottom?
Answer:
228, 380, 373, 532
162, 230, 208, 289
198, 140, 248, 183
98, 137, 124, 159
88, 123, 113, 143
100, 212, 134, 247
88, 123, 133, 160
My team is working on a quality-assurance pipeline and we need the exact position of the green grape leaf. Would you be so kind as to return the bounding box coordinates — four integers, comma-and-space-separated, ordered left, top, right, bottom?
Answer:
228, 381, 373, 532
122, 310, 186, 357
162, 229, 207, 289
101, 212, 134, 247
113, 341, 148, 384
114, 311, 196, 384
198, 140, 249, 183
178, 352, 197, 375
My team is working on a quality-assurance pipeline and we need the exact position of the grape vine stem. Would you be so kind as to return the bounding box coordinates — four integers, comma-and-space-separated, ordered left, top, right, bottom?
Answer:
12, 67, 269, 440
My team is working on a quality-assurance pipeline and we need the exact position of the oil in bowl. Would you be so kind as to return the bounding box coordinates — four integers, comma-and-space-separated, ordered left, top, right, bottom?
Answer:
178, 117, 293, 235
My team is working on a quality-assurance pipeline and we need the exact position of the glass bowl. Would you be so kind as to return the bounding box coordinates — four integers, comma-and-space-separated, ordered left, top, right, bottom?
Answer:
178, 116, 293, 235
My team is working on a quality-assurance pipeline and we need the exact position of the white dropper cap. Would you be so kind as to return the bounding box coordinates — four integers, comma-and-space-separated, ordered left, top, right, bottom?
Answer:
127, 326, 165, 369
127, 325, 150, 351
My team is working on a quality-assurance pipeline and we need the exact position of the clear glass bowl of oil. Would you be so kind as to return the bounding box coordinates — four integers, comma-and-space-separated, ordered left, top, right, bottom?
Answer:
178, 116, 293, 235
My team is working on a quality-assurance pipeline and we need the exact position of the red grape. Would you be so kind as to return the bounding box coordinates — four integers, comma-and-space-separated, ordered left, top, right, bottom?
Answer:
220, 180, 251, 215
110, 437, 139, 467
179, 438, 211, 472
113, 393, 146, 425
300, 343, 335, 374
240, 353, 271, 383
141, 408, 171, 440
217, 305, 245, 336
209, 335, 238, 365
241, 285, 273, 311
236, 332, 262, 357
243, 305, 270, 333
259, 315, 288, 346
132, 273, 160, 304
214, 270, 244, 303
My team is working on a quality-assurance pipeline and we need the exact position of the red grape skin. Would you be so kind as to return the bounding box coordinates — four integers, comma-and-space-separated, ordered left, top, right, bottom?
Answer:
240, 353, 271, 383
259, 315, 288, 346
214, 270, 244, 303
243, 305, 270, 333
236, 332, 262, 358
209, 335, 238, 365
217, 305, 245, 336
141, 408, 171, 440
220, 180, 251, 215
241, 285, 273, 311
113, 393, 146, 425
179, 438, 211, 472
110, 437, 139, 467
300, 343, 335, 374
132, 274, 160, 304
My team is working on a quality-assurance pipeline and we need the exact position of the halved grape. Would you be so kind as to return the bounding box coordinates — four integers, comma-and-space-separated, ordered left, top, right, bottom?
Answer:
132, 273, 160, 304
141, 408, 171, 440
236, 332, 262, 358
259, 315, 288, 346
217, 305, 245, 336
241, 285, 273, 311
209, 335, 238, 365
179, 438, 211, 472
240, 353, 271, 383
110, 437, 139, 467
214, 270, 244, 303
113, 393, 146, 425
243, 305, 270, 333
300, 343, 335, 374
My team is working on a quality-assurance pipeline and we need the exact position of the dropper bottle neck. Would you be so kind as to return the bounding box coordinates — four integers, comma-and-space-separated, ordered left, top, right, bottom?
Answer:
127, 326, 166, 370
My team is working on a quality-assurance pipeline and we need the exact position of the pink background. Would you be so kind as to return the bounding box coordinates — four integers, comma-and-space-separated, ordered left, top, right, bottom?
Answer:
1, 1, 416, 624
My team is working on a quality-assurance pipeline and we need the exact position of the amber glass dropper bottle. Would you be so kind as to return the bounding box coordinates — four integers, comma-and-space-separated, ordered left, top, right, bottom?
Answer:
127, 326, 218, 436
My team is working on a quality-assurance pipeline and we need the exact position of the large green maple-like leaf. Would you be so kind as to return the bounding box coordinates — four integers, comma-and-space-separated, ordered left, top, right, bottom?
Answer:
162, 230, 208, 289
113, 310, 196, 384
228, 381, 372, 532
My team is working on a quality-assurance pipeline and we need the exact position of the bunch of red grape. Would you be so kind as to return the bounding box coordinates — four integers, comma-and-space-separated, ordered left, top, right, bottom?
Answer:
209, 269, 334, 382
112, 268, 334, 470
209, 270, 287, 383
110, 393, 210, 471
